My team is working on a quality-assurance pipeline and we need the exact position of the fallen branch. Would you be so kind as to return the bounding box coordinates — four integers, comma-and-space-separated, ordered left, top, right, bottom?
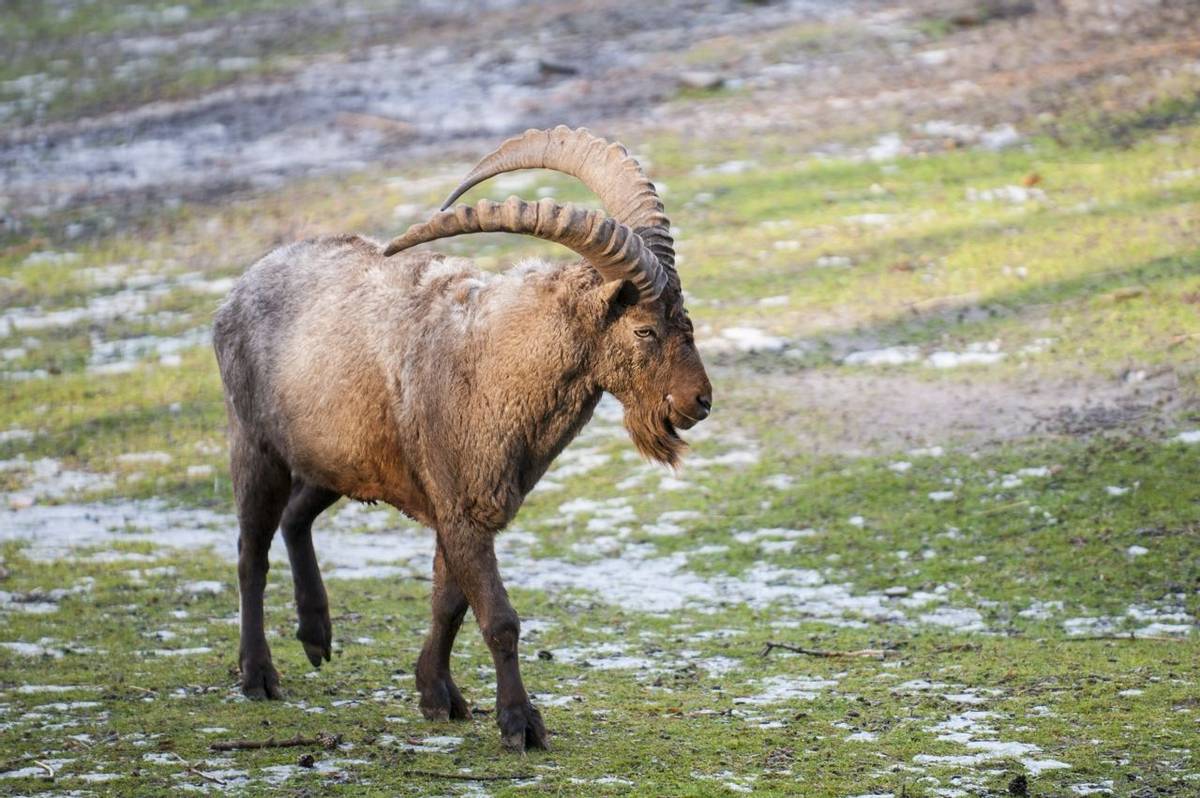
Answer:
1058, 633, 1189, 643
975, 499, 1029, 516
210, 732, 342, 752
760, 642, 892, 659
1167, 331, 1200, 349
931, 642, 981, 654
401, 769, 534, 782
169, 753, 226, 786
34, 760, 55, 779
902, 292, 981, 315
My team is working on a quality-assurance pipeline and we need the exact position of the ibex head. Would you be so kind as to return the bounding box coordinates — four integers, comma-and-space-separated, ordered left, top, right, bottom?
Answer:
383, 126, 712, 467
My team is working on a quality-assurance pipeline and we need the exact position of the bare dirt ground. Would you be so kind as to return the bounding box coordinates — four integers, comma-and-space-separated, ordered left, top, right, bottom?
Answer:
739, 368, 1191, 456
10, 0, 1196, 230
0, 0, 852, 223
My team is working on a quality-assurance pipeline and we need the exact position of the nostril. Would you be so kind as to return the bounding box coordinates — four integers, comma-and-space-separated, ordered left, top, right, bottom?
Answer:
697, 394, 712, 412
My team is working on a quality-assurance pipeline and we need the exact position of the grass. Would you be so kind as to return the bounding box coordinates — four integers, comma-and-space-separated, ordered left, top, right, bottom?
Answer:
1, 435, 1197, 795
3, 7, 1200, 796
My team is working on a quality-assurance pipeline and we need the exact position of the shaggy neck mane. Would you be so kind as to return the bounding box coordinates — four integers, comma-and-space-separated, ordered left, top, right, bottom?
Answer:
488, 258, 687, 471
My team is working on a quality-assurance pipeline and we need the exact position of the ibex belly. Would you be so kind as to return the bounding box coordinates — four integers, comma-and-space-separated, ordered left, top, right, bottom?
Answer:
275, 348, 435, 524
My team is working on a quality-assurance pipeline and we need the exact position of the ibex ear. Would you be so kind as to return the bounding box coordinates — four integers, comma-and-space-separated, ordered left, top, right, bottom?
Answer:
599, 279, 640, 310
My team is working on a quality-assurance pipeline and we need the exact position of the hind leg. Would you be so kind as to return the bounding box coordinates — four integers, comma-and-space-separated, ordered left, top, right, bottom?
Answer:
416, 539, 472, 721
231, 431, 291, 700
280, 481, 340, 668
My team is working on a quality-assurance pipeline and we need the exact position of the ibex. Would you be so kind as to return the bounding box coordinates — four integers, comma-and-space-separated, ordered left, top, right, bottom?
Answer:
213, 127, 712, 751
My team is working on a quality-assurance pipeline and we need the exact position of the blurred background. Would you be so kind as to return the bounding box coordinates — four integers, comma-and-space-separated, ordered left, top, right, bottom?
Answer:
1, 1, 1198, 795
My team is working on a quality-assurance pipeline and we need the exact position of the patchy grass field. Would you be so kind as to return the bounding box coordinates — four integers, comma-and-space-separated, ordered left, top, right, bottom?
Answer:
2, 2, 1199, 796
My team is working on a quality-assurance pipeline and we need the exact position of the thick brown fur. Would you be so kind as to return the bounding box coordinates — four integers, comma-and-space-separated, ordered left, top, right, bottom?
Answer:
213, 233, 711, 751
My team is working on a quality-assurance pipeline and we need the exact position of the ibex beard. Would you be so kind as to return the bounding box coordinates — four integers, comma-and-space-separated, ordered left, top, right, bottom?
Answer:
213, 127, 712, 752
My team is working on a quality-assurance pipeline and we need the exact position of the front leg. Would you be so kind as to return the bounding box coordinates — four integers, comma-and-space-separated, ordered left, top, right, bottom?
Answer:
437, 524, 547, 752
416, 540, 472, 721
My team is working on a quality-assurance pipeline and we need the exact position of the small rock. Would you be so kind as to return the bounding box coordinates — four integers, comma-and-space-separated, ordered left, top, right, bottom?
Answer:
298, 753, 315, 768
8, 494, 34, 510
538, 59, 578, 77
678, 71, 724, 91
1104, 286, 1146, 302
1008, 773, 1028, 796
537, 649, 553, 661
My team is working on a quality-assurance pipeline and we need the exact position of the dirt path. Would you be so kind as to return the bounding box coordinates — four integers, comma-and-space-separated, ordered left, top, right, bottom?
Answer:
738, 367, 1193, 456
0, 0, 852, 222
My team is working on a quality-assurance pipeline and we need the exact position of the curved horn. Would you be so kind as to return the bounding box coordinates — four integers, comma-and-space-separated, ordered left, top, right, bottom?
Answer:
439, 126, 676, 273
382, 196, 666, 302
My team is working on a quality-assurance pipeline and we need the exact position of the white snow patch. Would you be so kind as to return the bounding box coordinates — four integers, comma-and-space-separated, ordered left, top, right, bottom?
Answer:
735, 674, 838, 705
919, 607, 985, 632
915, 710, 1070, 775
867, 133, 905, 162
927, 341, 1004, 368
550, 644, 659, 672
762, 473, 794, 490
966, 185, 1045, 204
707, 326, 788, 354
0, 640, 63, 658
843, 346, 920, 367
116, 451, 173, 466
910, 446, 944, 457
150, 646, 212, 657
399, 735, 462, 753
698, 656, 741, 676
180, 580, 224, 595
1018, 600, 1063, 620
0, 428, 34, 445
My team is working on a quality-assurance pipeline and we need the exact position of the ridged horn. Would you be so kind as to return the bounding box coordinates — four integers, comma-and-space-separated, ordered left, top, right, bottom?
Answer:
439, 126, 676, 274
382, 196, 666, 302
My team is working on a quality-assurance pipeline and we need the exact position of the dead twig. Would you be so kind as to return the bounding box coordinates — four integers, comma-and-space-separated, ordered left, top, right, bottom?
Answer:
975, 499, 1029, 516
34, 760, 55, 779
210, 732, 342, 752
168, 753, 226, 786
400, 770, 534, 781
1058, 633, 1189, 643
931, 642, 981, 654
901, 292, 981, 315
760, 641, 892, 659
1167, 331, 1200, 349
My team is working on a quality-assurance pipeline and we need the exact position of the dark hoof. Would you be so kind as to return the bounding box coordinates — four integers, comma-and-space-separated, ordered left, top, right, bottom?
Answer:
241, 659, 283, 700
498, 701, 548, 752
417, 674, 472, 721
296, 610, 332, 669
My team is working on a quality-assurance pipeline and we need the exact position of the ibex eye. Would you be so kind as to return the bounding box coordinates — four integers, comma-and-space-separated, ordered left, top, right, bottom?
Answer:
634, 328, 656, 339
